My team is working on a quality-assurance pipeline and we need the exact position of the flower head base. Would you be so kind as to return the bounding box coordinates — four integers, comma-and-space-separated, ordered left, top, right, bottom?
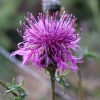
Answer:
11, 11, 82, 73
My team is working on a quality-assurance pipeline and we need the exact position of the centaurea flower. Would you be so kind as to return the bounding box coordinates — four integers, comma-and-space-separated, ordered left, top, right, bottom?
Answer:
11, 11, 82, 73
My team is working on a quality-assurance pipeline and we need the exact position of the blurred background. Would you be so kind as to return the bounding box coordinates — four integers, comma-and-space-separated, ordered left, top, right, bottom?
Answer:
0, 0, 100, 100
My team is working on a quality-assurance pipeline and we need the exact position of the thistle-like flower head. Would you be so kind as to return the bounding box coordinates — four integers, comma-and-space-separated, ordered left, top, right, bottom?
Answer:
11, 11, 82, 72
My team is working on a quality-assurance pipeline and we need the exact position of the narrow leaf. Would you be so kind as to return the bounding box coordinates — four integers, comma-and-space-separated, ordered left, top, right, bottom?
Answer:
20, 80, 24, 86
12, 78, 15, 86
56, 71, 70, 78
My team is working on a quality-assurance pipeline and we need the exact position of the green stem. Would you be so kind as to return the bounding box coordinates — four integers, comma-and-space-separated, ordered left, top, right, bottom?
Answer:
49, 70, 56, 100
0, 80, 18, 97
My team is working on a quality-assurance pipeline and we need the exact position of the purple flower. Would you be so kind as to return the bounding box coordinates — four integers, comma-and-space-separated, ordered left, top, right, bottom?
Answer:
11, 11, 82, 72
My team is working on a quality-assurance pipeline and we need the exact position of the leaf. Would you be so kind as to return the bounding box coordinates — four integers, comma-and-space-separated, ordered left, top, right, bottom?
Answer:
14, 96, 21, 100
15, 86, 24, 92
7, 83, 12, 88
20, 80, 24, 86
85, 52, 100, 59
14, 95, 26, 100
4, 90, 11, 95
84, 51, 100, 60
20, 96, 25, 100
57, 77, 69, 94
4, 87, 15, 95
4, 78, 28, 100
55, 71, 69, 94
14, 98, 18, 100
56, 71, 70, 78
12, 78, 15, 86
59, 78, 69, 86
